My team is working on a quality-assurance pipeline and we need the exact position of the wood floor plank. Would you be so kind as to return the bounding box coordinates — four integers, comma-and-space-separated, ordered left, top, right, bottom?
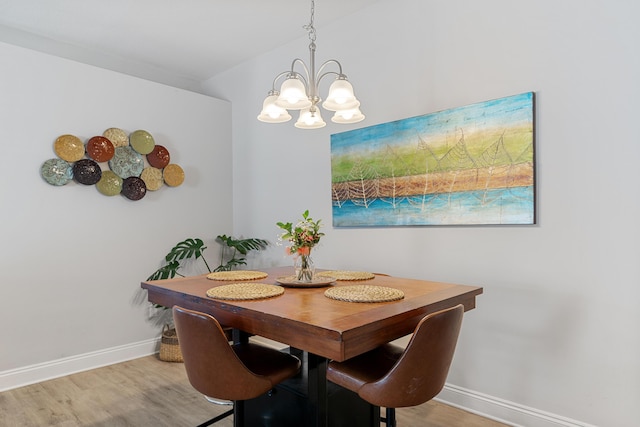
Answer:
0, 356, 509, 426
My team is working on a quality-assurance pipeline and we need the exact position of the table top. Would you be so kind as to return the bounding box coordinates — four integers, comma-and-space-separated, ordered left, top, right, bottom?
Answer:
141, 266, 483, 361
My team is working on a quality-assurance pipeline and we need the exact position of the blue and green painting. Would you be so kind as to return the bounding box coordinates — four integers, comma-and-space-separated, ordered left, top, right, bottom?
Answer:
330, 92, 535, 226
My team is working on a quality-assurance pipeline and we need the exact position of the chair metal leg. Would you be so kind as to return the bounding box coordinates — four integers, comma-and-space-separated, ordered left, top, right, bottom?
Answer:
196, 396, 234, 427
196, 408, 233, 427
380, 407, 396, 427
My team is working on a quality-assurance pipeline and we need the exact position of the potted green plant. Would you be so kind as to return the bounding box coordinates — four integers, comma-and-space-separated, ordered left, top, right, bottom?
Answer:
146, 234, 269, 362
147, 235, 269, 280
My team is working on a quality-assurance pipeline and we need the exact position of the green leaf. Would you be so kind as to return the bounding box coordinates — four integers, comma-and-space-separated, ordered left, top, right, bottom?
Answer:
276, 221, 292, 233
213, 257, 248, 272
164, 238, 206, 263
147, 261, 181, 281
216, 235, 269, 255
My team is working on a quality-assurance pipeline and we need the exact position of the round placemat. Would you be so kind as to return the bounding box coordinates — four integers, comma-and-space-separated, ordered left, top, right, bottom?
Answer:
317, 270, 375, 281
324, 285, 404, 303
206, 283, 284, 300
207, 270, 268, 281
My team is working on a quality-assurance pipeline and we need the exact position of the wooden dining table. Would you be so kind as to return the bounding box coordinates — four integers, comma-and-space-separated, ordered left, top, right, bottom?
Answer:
141, 266, 483, 427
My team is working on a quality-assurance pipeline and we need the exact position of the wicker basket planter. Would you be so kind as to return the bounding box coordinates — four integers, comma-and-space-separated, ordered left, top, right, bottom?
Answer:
159, 324, 183, 363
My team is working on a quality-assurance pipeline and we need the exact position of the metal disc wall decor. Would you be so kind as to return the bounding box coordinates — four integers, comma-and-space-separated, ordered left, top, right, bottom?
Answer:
122, 176, 147, 200
73, 159, 102, 185
41, 158, 73, 186
39, 128, 185, 201
86, 136, 115, 162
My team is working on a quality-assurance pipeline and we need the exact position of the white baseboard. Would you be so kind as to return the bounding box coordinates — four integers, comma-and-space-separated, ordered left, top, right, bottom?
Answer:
437, 383, 597, 427
0, 340, 596, 427
0, 338, 159, 392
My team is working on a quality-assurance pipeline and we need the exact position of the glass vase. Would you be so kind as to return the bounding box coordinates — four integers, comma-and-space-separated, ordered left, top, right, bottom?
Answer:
295, 253, 315, 283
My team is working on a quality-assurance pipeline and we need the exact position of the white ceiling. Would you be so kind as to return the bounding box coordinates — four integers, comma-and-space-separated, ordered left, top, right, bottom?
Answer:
0, 0, 380, 90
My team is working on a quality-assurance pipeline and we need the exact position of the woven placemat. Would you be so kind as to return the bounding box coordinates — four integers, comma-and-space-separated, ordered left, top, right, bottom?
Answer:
206, 283, 284, 300
317, 270, 375, 281
206, 270, 268, 281
324, 285, 404, 303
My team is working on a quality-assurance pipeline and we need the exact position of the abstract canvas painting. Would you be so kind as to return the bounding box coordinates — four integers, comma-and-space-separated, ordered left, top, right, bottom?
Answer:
330, 92, 535, 226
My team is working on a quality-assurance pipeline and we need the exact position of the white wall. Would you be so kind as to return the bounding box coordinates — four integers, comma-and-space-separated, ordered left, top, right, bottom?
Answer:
0, 42, 233, 388
203, 1, 639, 426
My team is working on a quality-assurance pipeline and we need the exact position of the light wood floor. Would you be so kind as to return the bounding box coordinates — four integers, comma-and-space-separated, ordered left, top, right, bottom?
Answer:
0, 356, 510, 427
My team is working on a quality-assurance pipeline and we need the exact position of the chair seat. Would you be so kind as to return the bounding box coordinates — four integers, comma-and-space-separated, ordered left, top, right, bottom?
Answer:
327, 344, 404, 392
233, 343, 301, 386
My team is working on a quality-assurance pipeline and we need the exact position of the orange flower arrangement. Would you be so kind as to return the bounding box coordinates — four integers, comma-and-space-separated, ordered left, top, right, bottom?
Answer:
277, 210, 324, 256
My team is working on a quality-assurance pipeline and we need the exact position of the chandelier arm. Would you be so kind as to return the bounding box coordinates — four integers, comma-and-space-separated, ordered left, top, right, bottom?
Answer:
316, 59, 344, 78
270, 71, 292, 91
316, 70, 341, 88
290, 58, 311, 90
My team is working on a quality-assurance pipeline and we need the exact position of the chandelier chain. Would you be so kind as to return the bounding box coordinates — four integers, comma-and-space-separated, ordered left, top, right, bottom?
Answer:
303, 0, 317, 43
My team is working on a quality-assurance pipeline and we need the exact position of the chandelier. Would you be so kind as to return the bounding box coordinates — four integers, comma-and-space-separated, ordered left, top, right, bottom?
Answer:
257, 0, 364, 129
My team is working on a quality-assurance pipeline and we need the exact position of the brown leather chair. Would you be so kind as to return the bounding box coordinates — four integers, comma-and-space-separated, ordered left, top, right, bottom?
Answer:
173, 306, 301, 427
326, 304, 464, 427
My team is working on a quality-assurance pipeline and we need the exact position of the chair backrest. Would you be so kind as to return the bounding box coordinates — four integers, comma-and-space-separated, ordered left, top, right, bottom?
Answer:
358, 304, 464, 408
172, 306, 273, 401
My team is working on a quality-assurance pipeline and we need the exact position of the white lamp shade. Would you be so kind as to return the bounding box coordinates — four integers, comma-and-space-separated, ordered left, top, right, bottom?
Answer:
331, 107, 365, 124
322, 78, 360, 111
257, 94, 292, 123
295, 107, 326, 129
275, 77, 311, 110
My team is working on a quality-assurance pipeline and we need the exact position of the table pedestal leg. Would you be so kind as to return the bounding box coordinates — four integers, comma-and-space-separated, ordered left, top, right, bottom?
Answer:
307, 352, 328, 427
233, 400, 244, 427
239, 348, 379, 426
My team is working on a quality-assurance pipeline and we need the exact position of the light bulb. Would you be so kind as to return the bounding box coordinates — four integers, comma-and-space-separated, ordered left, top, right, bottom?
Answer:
331, 90, 350, 106
295, 107, 326, 129
331, 107, 365, 124
276, 76, 311, 110
268, 109, 281, 119
340, 110, 354, 120
257, 93, 292, 123
323, 78, 359, 111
